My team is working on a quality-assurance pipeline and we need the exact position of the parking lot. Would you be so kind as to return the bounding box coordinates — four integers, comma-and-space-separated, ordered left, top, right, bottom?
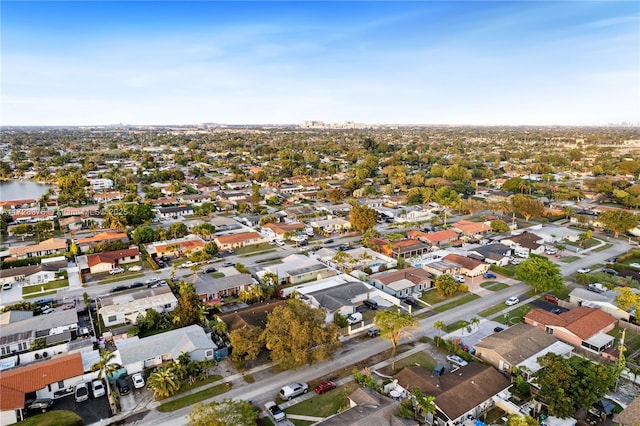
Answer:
35, 390, 112, 424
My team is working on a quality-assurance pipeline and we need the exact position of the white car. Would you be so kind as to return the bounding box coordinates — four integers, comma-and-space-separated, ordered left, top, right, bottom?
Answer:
453, 275, 466, 283
505, 296, 519, 306
630, 263, 640, 269
446, 354, 468, 367
91, 379, 106, 398
128, 265, 142, 272
265, 401, 286, 422
179, 261, 195, 269
109, 268, 125, 275
576, 267, 591, 274
132, 372, 145, 389
275, 239, 285, 246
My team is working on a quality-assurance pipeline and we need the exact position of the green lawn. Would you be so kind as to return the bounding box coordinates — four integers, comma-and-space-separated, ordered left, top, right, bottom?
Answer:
23, 290, 57, 299
16, 411, 82, 426
481, 282, 509, 292
99, 272, 145, 285
287, 382, 358, 418
609, 327, 640, 354
235, 243, 274, 255
593, 243, 614, 252
561, 256, 580, 263
387, 351, 437, 373
478, 303, 509, 318
156, 382, 231, 412
22, 278, 69, 295
480, 281, 497, 288
431, 293, 480, 313
492, 304, 533, 325
443, 320, 470, 333
422, 289, 467, 305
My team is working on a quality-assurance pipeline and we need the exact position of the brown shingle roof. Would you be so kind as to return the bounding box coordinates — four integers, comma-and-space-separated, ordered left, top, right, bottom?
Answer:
474, 323, 559, 365
525, 306, 616, 339
218, 300, 285, 331
0, 353, 84, 410
86, 248, 140, 267
370, 267, 431, 286
215, 231, 261, 245
613, 396, 640, 425
77, 231, 128, 244
8, 238, 67, 257
443, 253, 484, 270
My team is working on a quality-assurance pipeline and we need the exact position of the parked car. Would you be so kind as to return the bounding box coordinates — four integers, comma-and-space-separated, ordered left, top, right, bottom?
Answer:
205, 267, 217, 273
91, 379, 105, 398
483, 272, 497, 279
453, 275, 466, 283
602, 268, 618, 275
314, 381, 337, 394
608, 256, 618, 263
446, 354, 468, 367
338, 244, 349, 251
116, 377, 131, 395
505, 296, 519, 306
275, 239, 286, 246
544, 294, 559, 304
551, 308, 562, 314
27, 398, 53, 412
576, 267, 591, 274
132, 372, 145, 389
128, 265, 143, 272
41, 307, 55, 314
279, 382, 308, 400
630, 263, 640, 269
129, 282, 145, 289
363, 299, 378, 310
110, 285, 129, 293
588, 283, 606, 293
403, 296, 419, 307
545, 247, 558, 255
179, 261, 195, 269
2, 282, 12, 290
347, 312, 363, 324
493, 326, 505, 333
367, 327, 381, 337
265, 401, 286, 422
222, 262, 235, 267
74, 382, 89, 402
458, 341, 470, 352
109, 268, 125, 275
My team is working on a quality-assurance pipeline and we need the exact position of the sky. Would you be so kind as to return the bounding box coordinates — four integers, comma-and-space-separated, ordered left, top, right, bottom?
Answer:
1, 1, 639, 126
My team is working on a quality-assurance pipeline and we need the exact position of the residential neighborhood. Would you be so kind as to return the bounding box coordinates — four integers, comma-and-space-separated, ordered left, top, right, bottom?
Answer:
1, 125, 640, 426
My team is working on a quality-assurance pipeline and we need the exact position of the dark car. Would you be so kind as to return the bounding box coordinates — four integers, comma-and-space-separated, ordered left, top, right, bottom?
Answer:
551, 308, 562, 314
544, 294, 559, 304
205, 267, 217, 273
403, 296, 419, 307
27, 398, 53, 412
367, 327, 381, 337
116, 377, 131, 395
314, 381, 337, 394
363, 299, 378, 310
458, 341, 470, 352
608, 256, 618, 263
602, 268, 618, 275
325, 239, 334, 244
129, 282, 145, 289
493, 326, 505, 333
110, 285, 129, 293
483, 272, 497, 279
156, 260, 166, 268
338, 244, 349, 251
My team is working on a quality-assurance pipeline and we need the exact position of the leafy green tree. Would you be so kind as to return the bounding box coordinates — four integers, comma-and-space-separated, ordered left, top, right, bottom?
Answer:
433, 320, 445, 345
615, 287, 640, 312
147, 365, 181, 398
169, 222, 188, 239
511, 194, 545, 222
132, 226, 156, 244
349, 204, 378, 232
515, 256, 564, 293
534, 353, 577, 418
171, 282, 205, 328
490, 219, 510, 233
229, 325, 263, 363
598, 209, 639, 237
262, 299, 340, 370
188, 400, 259, 426
203, 241, 219, 256
505, 414, 538, 426
374, 309, 419, 369
434, 274, 459, 298
569, 357, 617, 414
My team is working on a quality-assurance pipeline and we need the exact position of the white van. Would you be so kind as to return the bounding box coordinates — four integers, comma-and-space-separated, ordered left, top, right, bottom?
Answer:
2, 282, 12, 290
514, 248, 530, 258
347, 312, 363, 324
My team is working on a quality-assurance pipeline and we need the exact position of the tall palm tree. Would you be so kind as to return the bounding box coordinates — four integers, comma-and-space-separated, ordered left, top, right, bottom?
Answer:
470, 317, 480, 330
433, 320, 445, 346
90, 350, 120, 414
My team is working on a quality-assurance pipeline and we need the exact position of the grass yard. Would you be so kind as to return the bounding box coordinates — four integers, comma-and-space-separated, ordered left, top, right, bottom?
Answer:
443, 320, 470, 333
23, 290, 57, 299
478, 303, 509, 318
561, 256, 580, 263
481, 282, 509, 292
22, 278, 69, 295
156, 382, 231, 412
422, 289, 467, 305
609, 327, 640, 354
211, 272, 225, 278
287, 382, 358, 418
290, 421, 316, 426
594, 243, 614, 252
16, 410, 82, 426
431, 293, 480, 313
493, 304, 533, 325
99, 272, 145, 285
236, 243, 274, 255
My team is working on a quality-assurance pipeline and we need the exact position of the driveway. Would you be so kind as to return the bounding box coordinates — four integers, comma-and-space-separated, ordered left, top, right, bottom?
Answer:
46, 392, 112, 424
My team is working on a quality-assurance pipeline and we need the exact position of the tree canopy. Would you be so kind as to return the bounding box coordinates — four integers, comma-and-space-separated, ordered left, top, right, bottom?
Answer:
511, 194, 545, 222
188, 400, 259, 426
349, 204, 378, 232
262, 299, 340, 370
515, 256, 564, 293
434, 274, 459, 298
374, 309, 419, 368
598, 209, 639, 237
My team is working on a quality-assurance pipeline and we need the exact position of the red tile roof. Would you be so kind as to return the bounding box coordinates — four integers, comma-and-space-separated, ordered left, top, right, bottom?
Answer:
87, 248, 140, 267
443, 253, 484, 270
215, 232, 262, 244
453, 220, 491, 235
77, 231, 128, 244
0, 353, 84, 410
525, 306, 616, 339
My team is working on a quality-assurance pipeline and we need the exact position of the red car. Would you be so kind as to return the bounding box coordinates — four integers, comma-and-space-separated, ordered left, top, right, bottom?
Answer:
314, 381, 336, 394
544, 295, 559, 304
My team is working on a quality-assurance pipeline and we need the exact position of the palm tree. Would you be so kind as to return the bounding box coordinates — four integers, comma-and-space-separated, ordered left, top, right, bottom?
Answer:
433, 320, 446, 346
147, 365, 181, 399
90, 350, 120, 414
470, 317, 480, 330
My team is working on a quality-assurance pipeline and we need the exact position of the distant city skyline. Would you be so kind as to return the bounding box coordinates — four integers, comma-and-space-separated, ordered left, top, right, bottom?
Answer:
2, 1, 639, 126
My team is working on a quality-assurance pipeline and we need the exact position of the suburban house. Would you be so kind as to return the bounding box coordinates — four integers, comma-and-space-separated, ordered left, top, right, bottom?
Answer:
178, 193, 213, 206
0, 353, 85, 425
408, 229, 459, 248
474, 323, 574, 374
309, 217, 352, 233
58, 205, 100, 219
98, 286, 178, 328
261, 222, 305, 240
0, 259, 66, 287
145, 235, 206, 259
213, 231, 264, 250
58, 216, 83, 231
76, 231, 129, 253
368, 238, 431, 259
115, 325, 218, 373
0, 199, 37, 212
92, 192, 125, 203
187, 273, 256, 305
217, 300, 286, 333
451, 220, 492, 240
156, 205, 195, 219
568, 287, 636, 321
394, 363, 512, 426
258, 254, 335, 286
467, 244, 512, 266
501, 231, 546, 256
300, 276, 378, 322
79, 247, 141, 275
315, 386, 402, 426
8, 238, 68, 260
0, 310, 80, 356
324, 247, 397, 273
524, 306, 617, 355
368, 267, 432, 299
442, 253, 488, 277
422, 259, 463, 278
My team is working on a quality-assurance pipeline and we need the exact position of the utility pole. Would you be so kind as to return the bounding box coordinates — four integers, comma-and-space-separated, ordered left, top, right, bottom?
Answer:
615, 328, 626, 391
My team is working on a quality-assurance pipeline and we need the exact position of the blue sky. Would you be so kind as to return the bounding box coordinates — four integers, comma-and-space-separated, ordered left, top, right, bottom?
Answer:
2, 1, 638, 126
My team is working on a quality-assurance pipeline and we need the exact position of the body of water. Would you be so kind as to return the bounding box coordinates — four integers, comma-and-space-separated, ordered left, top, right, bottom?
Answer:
0, 180, 54, 202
